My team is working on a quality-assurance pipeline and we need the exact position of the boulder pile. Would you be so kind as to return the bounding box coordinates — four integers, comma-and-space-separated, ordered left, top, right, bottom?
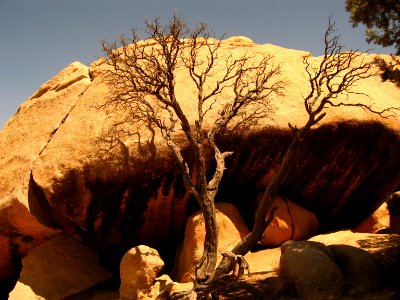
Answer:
0, 36, 399, 298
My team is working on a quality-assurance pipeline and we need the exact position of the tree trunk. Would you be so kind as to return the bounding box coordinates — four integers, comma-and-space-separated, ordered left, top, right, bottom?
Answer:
193, 144, 219, 284
208, 129, 304, 283
195, 199, 219, 283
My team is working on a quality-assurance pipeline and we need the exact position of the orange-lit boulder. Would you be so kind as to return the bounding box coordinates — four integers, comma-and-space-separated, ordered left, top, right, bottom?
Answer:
120, 245, 164, 300
173, 202, 249, 282
353, 202, 390, 233
258, 195, 319, 247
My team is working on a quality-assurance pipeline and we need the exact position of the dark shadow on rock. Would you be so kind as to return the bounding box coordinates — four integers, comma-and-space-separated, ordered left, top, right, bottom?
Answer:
23, 120, 400, 295
329, 244, 383, 294
16, 234, 113, 299
356, 234, 400, 284
28, 173, 58, 228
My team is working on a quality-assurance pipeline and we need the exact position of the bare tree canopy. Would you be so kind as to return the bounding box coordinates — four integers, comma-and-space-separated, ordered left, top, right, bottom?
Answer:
178, 18, 398, 299
301, 19, 397, 128
101, 15, 398, 299
101, 14, 285, 287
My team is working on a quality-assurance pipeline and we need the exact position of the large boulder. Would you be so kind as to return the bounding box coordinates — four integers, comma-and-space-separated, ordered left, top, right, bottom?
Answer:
328, 244, 382, 294
245, 247, 282, 275
29, 40, 400, 264
258, 195, 319, 246
309, 230, 400, 279
120, 245, 164, 300
0, 37, 399, 294
0, 62, 91, 298
279, 238, 389, 299
8, 233, 112, 300
279, 240, 345, 300
173, 202, 249, 282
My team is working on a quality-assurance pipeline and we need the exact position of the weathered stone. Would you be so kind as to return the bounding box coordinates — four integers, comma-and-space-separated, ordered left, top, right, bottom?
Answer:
28, 40, 400, 264
173, 202, 249, 282
0, 61, 91, 297
329, 244, 382, 294
169, 282, 195, 299
279, 240, 344, 300
146, 276, 194, 300
0, 61, 91, 203
119, 245, 164, 300
309, 230, 400, 280
245, 247, 282, 274
258, 195, 319, 246
8, 282, 45, 300
1, 37, 400, 294
9, 233, 112, 300
353, 202, 390, 233
148, 274, 174, 299
0, 192, 59, 298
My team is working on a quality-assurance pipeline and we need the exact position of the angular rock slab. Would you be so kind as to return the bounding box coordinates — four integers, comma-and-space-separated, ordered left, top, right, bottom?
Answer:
0, 61, 92, 296
329, 244, 383, 294
310, 230, 400, 278
9, 233, 112, 300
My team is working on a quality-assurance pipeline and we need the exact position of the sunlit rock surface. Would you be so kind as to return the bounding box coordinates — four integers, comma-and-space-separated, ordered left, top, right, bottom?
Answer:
0, 37, 399, 297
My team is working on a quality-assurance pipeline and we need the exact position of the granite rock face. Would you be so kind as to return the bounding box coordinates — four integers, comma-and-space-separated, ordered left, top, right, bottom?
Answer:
173, 202, 249, 282
119, 245, 164, 300
279, 240, 345, 299
9, 233, 112, 300
258, 195, 319, 247
0, 37, 399, 297
0, 62, 91, 297
279, 238, 389, 299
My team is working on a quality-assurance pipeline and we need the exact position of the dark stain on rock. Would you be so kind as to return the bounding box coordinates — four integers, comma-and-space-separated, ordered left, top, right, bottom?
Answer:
281, 121, 400, 230
29, 120, 400, 271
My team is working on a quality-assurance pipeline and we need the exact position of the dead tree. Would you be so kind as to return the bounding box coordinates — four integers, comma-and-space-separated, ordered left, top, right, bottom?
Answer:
176, 18, 398, 299
100, 15, 284, 285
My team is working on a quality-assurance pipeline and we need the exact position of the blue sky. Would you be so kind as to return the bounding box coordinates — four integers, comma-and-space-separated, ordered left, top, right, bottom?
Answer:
0, 0, 395, 128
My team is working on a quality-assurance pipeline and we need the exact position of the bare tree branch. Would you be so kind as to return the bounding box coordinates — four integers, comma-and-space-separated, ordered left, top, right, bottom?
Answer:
189, 17, 399, 297
301, 17, 399, 130
100, 14, 284, 291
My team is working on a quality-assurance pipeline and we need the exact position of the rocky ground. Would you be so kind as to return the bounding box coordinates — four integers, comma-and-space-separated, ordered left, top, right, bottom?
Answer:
59, 229, 400, 300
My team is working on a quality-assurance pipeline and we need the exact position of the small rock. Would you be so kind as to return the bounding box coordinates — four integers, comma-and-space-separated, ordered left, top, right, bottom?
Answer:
148, 274, 173, 299
329, 244, 382, 294
173, 202, 249, 282
245, 247, 282, 274
279, 240, 344, 300
258, 195, 319, 247
119, 245, 164, 300
170, 282, 195, 299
